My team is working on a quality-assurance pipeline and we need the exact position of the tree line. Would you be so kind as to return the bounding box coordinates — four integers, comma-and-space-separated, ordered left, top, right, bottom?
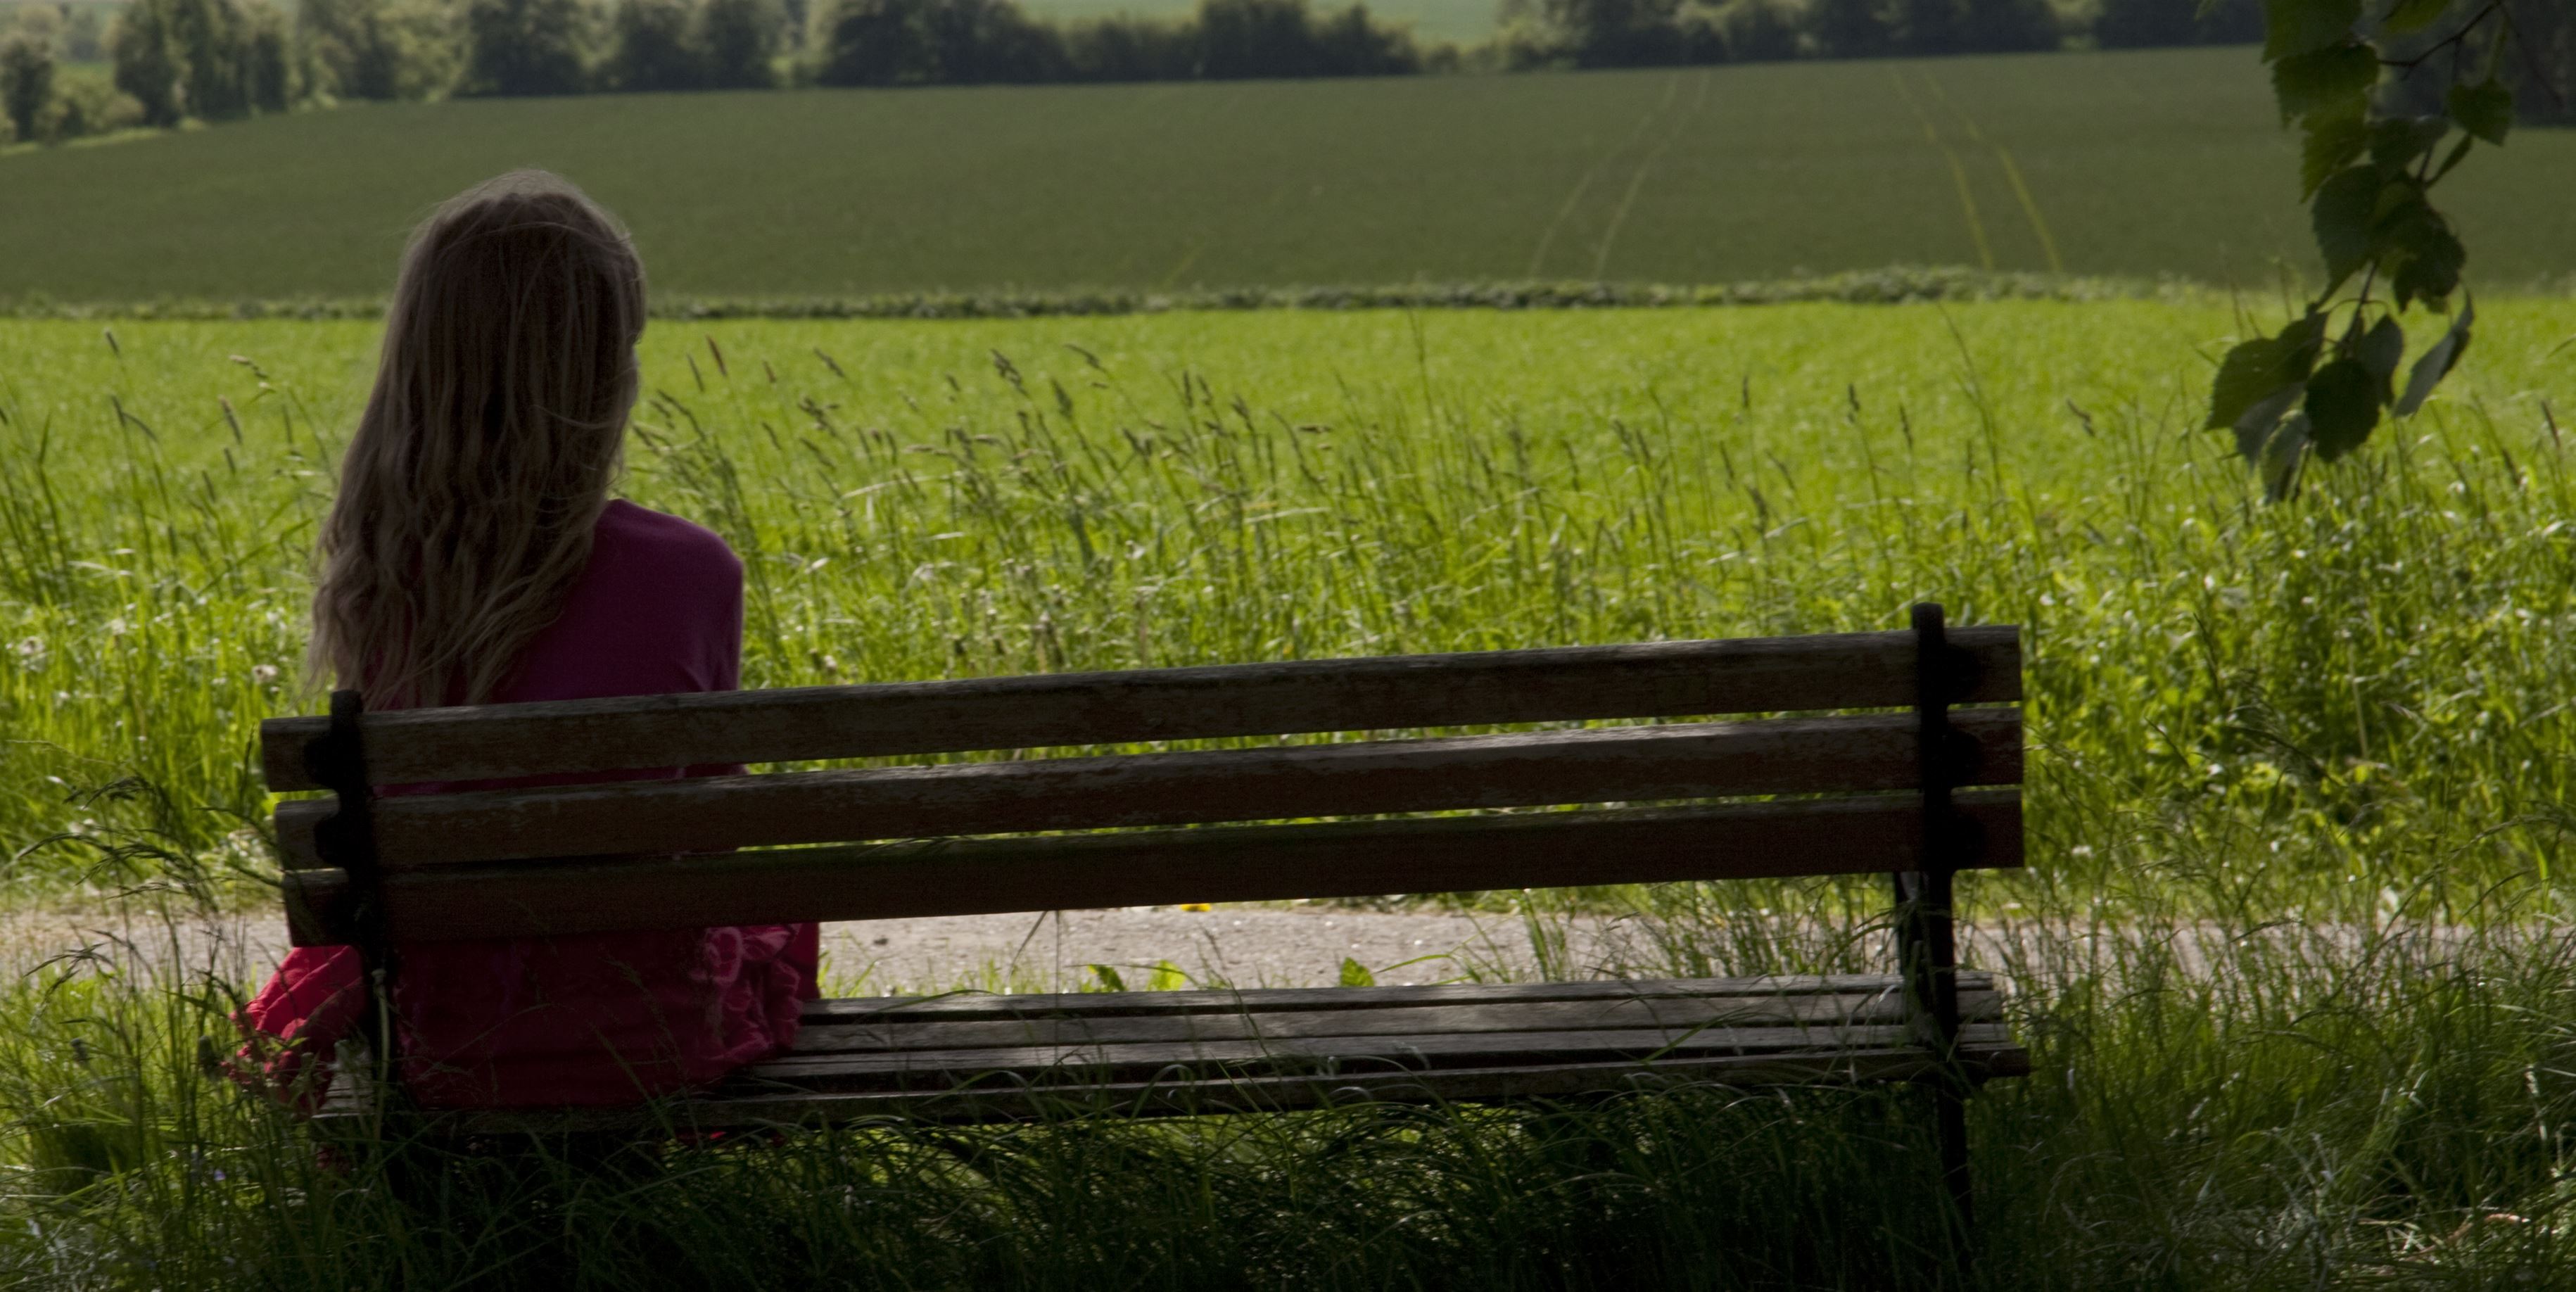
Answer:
3, 0, 2569, 148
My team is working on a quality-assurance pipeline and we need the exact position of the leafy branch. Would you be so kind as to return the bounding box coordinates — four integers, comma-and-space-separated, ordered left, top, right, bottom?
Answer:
2209, 0, 2523, 500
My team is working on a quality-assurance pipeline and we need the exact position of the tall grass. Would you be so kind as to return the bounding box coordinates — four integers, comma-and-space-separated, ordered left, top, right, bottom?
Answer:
7, 838, 2576, 1287
2, 303, 2570, 901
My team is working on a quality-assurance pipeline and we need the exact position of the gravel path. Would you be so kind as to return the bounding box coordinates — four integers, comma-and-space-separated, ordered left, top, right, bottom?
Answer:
0, 903, 1612, 993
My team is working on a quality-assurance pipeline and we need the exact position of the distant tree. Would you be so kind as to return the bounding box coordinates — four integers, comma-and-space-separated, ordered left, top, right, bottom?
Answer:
1953, 0, 2055, 53
64, 5, 106, 61
1, 30, 54, 143
1314, 2, 1421, 74
302, 0, 407, 99
809, 0, 934, 84
1886, 0, 1957, 54
1062, 13, 1193, 80
459, 0, 592, 95
2093, 0, 2258, 49
1718, 0, 1795, 61
2519, 1, 2573, 125
607, 0, 704, 89
110, 0, 184, 125
49, 66, 147, 136
169, 0, 251, 120
1803, 0, 1887, 59
241, 0, 291, 110
923, 0, 1067, 82
1193, 0, 1320, 77
697, 0, 786, 87
1533, 0, 1689, 68
2377, 1, 2572, 127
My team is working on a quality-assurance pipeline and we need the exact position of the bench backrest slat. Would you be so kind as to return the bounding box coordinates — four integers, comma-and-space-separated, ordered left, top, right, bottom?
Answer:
258, 627, 2020, 791
274, 709, 2022, 868
281, 790, 2024, 945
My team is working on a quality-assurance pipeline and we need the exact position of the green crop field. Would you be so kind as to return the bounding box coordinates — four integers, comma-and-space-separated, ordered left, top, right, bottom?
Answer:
4, 46, 2572, 305
6, 300, 2576, 1284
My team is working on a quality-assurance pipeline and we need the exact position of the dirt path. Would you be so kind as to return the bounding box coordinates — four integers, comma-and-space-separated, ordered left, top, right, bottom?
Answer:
0, 903, 1612, 994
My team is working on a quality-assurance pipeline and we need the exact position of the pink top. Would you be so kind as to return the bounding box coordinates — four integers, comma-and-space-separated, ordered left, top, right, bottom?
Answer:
238, 500, 820, 1108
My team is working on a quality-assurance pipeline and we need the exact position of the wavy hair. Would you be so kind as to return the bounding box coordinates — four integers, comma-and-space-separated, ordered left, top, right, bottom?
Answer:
310, 170, 647, 707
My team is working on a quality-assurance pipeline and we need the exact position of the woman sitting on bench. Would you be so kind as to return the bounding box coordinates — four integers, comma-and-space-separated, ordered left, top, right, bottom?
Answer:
234, 171, 820, 1109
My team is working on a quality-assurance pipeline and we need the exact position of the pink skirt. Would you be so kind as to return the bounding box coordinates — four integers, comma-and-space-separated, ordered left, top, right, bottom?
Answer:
236, 923, 820, 1109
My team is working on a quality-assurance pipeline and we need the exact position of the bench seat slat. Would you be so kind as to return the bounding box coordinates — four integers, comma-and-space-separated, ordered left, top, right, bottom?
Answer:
281, 792, 2022, 945
740, 1022, 2022, 1089
782, 989, 2007, 1054
274, 709, 2022, 868
797, 972, 2007, 1021
319, 1042, 2033, 1136
261, 627, 2022, 791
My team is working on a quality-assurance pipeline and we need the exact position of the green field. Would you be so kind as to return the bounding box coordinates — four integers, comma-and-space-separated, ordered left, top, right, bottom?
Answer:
6, 300, 2576, 1284
4, 46, 2571, 304
5, 301, 2572, 889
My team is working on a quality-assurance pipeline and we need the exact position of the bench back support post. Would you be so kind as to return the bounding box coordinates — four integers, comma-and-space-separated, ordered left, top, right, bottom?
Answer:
1899, 602, 1976, 1250
305, 688, 405, 1105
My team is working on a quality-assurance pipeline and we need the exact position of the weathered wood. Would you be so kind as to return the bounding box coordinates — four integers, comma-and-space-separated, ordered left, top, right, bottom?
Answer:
272, 620, 2036, 1144
260, 627, 2022, 791
795, 972, 2007, 1021
743, 1022, 2024, 1090
276, 709, 2023, 869
313, 1041, 2034, 1136
782, 989, 2009, 1055
283, 791, 2022, 944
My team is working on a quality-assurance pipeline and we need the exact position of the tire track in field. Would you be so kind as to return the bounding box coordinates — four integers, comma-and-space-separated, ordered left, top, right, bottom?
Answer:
1918, 70, 2066, 274
1155, 86, 1248, 288
1526, 72, 1684, 279
1587, 69, 1715, 279
1888, 70, 1997, 272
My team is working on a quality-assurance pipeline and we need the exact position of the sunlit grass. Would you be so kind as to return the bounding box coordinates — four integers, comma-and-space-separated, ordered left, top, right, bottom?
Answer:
4, 301, 2572, 906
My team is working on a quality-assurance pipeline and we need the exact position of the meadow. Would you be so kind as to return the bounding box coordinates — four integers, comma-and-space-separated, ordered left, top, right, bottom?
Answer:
4, 296, 2576, 1285
4, 46, 2573, 305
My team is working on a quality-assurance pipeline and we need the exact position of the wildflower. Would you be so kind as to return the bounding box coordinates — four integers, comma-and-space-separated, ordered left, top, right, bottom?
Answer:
13, 637, 39, 658
251, 664, 279, 685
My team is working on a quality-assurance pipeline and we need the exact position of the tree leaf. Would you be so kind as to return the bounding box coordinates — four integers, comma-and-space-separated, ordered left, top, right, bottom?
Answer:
2301, 113, 2370, 198
2385, 206, 2465, 310
2272, 42, 2378, 123
2447, 77, 2513, 146
2382, 0, 2451, 34
2234, 381, 2307, 462
2264, 0, 2361, 60
2394, 298, 2474, 417
2369, 115, 2451, 172
2356, 314, 2404, 406
1339, 957, 1377, 988
2310, 165, 2381, 286
2259, 410, 2310, 502
2304, 359, 2381, 461
2207, 312, 2327, 433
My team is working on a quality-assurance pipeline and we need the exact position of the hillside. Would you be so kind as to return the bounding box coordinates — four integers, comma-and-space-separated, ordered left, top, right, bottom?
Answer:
2, 46, 2570, 304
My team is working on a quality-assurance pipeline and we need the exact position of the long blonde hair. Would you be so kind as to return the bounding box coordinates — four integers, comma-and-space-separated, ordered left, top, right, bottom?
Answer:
310, 170, 647, 707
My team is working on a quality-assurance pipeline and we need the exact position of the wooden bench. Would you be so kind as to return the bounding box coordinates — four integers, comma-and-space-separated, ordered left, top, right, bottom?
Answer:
261, 603, 2027, 1217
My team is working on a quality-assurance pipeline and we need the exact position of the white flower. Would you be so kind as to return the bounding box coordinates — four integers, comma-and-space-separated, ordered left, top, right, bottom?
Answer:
13, 638, 39, 658
250, 664, 279, 685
